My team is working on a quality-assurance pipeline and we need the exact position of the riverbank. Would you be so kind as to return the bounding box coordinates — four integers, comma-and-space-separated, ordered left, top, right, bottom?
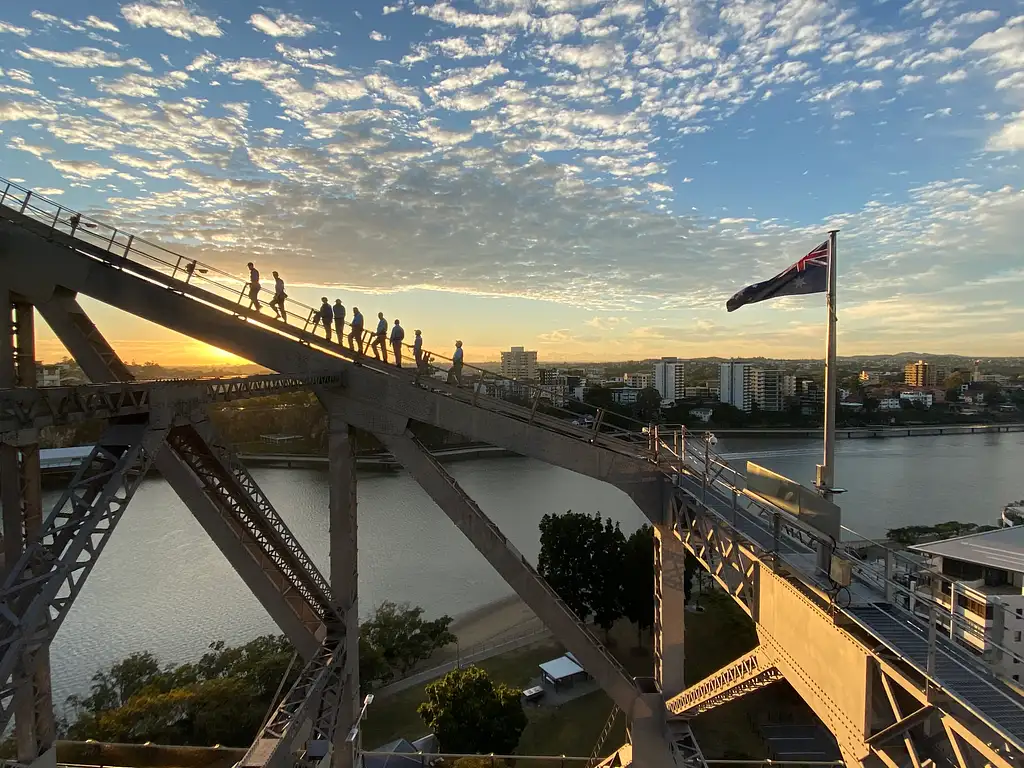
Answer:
692, 422, 1024, 439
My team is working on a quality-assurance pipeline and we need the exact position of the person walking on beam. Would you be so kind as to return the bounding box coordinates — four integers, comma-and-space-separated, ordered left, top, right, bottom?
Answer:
246, 262, 262, 312
370, 311, 388, 363
390, 319, 405, 368
333, 299, 346, 345
349, 307, 365, 354
270, 271, 287, 322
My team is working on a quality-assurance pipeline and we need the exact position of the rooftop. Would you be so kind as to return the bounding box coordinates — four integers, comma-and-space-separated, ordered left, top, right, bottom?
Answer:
539, 654, 585, 682
911, 526, 1024, 574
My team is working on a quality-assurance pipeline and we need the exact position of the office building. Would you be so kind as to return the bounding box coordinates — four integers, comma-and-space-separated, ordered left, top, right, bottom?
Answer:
500, 346, 538, 380
912, 527, 1024, 681
654, 358, 686, 404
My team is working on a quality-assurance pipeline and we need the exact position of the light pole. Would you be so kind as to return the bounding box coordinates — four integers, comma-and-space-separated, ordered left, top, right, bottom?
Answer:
701, 431, 717, 502
345, 693, 375, 768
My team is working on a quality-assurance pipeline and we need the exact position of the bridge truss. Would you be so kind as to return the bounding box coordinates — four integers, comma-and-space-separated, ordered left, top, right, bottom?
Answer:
1, 177, 1022, 768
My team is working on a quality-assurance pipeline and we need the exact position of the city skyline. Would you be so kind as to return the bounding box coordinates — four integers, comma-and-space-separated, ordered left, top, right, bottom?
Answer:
3, 0, 1022, 366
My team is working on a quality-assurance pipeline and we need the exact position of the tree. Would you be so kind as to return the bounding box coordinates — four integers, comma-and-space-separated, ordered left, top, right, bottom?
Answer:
418, 666, 527, 754
634, 387, 662, 422
591, 519, 627, 639
538, 511, 603, 620
583, 385, 615, 410
684, 553, 699, 604
362, 601, 456, 675
359, 634, 392, 691
622, 525, 655, 646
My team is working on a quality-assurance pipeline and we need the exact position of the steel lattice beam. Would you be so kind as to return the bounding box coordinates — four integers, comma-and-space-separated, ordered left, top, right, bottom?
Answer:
0, 419, 163, 735
239, 637, 347, 768
38, 294, 339, 660
0, 373, 345, 439
666, 646, 782, 717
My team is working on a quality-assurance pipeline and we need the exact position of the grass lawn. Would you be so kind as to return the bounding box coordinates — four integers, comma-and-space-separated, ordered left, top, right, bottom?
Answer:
363, 589, 806, 760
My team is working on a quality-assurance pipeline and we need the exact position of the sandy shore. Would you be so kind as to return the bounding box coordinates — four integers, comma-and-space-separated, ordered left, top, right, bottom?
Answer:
447, 594, 546, 650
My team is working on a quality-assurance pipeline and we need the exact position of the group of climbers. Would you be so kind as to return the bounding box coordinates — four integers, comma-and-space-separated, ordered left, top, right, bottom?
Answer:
243, 263, 463, 382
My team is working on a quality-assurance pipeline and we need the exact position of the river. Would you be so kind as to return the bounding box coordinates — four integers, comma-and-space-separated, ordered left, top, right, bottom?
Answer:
45, 431, 1024, 712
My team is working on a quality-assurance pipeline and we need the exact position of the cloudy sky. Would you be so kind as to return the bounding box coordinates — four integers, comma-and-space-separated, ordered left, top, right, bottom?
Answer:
1, 0, 1022, 365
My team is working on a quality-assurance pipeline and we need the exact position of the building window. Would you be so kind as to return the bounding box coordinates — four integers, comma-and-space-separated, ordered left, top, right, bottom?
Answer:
1016, 675, 1021, 682
1018, 608, 1024, 619
1016, 631, 1022, 643
1015, 657, 1020, 665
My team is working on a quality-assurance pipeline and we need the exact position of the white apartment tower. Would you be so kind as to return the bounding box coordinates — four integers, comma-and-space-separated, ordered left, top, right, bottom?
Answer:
720, 362, 788, 412
500, 346, 538, 380
720, 362, 753, 412
653, 357, 686, 404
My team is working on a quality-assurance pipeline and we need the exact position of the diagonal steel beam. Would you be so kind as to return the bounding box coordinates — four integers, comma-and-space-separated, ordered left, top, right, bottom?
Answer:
379, 429, 639, 713
37, 293, 336, 659
239, 637, 347, 768
0, 419, 164, 736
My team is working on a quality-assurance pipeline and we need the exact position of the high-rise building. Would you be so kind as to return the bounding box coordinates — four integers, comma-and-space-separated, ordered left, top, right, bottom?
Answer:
720, 362, 787, 412
720, 362, 754, 412
904, 360, 947, 387
500, 346, 538, 380
752, 369, 787, 412
653, 357, 686, 403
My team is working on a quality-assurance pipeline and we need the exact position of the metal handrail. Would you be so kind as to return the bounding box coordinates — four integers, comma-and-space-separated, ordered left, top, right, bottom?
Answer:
0, 175, 658, 450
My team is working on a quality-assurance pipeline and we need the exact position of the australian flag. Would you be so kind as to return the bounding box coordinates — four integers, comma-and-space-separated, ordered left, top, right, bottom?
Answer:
726, 241, 830, 312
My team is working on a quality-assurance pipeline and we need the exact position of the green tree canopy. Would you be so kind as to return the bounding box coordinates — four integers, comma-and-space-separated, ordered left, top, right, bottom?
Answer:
362, 601, 456, 676
635, 387, 662, 422
418, 666, 527, 754
622, 525, 655, 646
538, 511, 604, 620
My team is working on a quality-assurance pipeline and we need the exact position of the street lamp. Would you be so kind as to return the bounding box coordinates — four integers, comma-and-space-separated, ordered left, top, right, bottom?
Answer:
345, 694, 375, 767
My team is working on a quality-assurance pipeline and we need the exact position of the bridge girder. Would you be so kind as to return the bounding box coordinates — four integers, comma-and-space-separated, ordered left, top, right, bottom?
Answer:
670, 485, 1024, 768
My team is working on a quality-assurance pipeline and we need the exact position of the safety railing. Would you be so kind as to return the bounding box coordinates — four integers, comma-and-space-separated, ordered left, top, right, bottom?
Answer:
0, 176, 661, 453
656, 427, 1024, 714
354, 753, 846, 768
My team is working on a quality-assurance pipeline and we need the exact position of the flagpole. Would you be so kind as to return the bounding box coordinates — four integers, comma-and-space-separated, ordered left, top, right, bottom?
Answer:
818, 229, 839, 503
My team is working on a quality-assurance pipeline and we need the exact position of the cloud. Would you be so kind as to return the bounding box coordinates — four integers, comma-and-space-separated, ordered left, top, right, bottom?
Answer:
0, 21, 31, 36
249, 12, 315, 38
94, 71, 190, 97
186, 52, 216, 71
17, 46, 152, 70
121, 0, 223, 40
937, 69, 967, 83
986, 113, 1024, 151
85, 15, 121, 33
0, 100, 58, 121
7, 137, 53, 157
35, 187, 64, 196
48, 159, 119, 179
369, 30, 388, 42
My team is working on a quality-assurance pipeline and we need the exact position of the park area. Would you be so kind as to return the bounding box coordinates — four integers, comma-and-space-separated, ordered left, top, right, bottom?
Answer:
361, 590, 810, 760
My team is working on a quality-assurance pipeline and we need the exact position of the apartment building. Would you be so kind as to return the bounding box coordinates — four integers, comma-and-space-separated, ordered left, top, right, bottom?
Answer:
904, 360, 949, 387
720, 362, 789, 412
654, 357, 686, 404
500, 346, 538, 380
912, 527, 1024, 681
624, 372, 654, 389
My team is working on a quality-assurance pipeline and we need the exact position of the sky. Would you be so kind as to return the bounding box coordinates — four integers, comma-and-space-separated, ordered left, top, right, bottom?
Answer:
1, 0, 1022, 365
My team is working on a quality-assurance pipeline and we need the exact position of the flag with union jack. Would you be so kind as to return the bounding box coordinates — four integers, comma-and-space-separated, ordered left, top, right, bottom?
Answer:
726, 241, 830, 312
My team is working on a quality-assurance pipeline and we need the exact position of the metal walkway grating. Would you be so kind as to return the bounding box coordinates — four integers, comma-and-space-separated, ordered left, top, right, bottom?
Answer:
846, 603, 1024, 748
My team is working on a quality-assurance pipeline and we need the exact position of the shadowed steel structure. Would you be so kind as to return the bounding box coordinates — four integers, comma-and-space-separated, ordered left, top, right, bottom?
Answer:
0, 177, 1022, 768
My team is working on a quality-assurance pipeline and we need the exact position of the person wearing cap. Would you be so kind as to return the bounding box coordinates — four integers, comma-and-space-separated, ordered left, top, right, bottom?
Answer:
413, 329, 424, 371
312, 297, 333, 342
390, 319, 405, 368
370, 311, 388, 363
448, 340, 464, 385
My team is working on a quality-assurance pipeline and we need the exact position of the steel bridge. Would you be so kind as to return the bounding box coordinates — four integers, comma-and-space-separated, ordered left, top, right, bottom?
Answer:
0, 178, 1022, 768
